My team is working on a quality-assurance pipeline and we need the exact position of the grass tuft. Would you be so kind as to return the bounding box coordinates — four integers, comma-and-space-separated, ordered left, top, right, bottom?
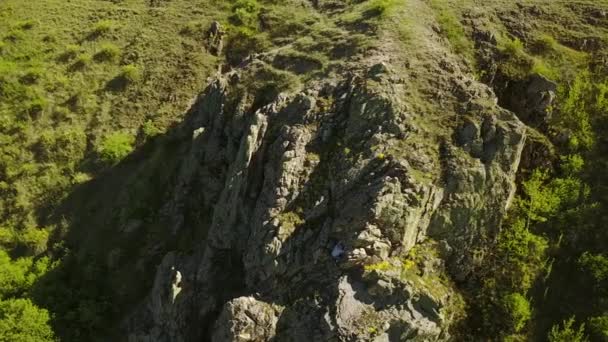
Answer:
120, 64, 141, 83
94, 43, 121, 63
97, 132, 134, 165
90, 20, 116, 38
71, 53, 92, 71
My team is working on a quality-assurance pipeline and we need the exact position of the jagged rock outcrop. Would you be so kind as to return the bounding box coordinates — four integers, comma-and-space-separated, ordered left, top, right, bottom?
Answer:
124, 1, 527, 340
497, 73, 557, 129
124, 52, 525, 340
212, 297, 283, 342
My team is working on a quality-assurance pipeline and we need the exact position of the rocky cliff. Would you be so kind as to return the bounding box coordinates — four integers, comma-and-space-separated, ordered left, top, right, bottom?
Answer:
123, 2, 527, 339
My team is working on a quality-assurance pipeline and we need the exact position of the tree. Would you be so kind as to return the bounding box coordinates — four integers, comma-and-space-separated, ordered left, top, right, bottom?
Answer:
548, 317, 587, 342
501, 292, 532, 333
0, 298, 55, 342
97, 132, 134, 165
589, 315, 608, 341
0, 250, 50, 299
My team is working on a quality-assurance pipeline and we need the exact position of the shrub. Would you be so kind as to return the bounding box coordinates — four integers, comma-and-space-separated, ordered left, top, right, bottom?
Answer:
225, 28, 268, 66
501, 37, 525, 56
4, 30, 25, 42
0, 250, 50, 298
59, 44, 81, 62
560, 154, 584, 176
500, 293, 532, 333
498, 37, 535, 79
94, 43, 121, 62
142, 120, 161, 138
91, 20, 116, 36
97, 132, 134, 165
548, 317, 587, 342
230, 0, 260, 27
19, 68, 43, 84
0, 298, 55, 342
120, 64, 142, 83
19, 227, 50, 255
367, 0, 399, 17
277, 211, 304, 231
72, 53, 92, 70
15, 20, 35, 30
579, 252, 608, 282
531, 59, 559, 80
557, 72, 595, 150
364, 260, 392, 272
23, 96, 47, 120
497, 219, 548, 288
72, 172, 92, 184
180, 21, 205, 37
518, 169, 584, 224
530, 34, 558, 54
36, 129, 87, 167
589, 315, 608, 341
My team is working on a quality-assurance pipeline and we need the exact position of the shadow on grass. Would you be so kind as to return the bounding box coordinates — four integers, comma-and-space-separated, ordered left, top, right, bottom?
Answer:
28, 88, 210, 341
105, 75, 129, 92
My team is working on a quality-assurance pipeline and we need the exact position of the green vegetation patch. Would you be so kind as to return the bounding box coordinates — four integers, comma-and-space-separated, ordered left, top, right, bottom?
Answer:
97, 132, 134, 165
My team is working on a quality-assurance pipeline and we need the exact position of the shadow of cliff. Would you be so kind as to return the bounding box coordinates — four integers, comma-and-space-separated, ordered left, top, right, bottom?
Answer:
29, 89, 218, 341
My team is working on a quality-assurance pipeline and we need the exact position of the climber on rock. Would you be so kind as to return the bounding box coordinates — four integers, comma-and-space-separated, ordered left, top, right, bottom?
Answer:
331, 241, 345, 261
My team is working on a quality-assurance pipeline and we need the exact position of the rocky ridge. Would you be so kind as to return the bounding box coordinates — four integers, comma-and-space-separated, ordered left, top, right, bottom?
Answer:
124, 1, 528, 341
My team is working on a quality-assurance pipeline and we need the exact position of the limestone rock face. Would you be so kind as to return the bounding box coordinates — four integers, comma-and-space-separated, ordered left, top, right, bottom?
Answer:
212, 297, 283, 342
124, 17, 526, 340
498, 73, 557, 129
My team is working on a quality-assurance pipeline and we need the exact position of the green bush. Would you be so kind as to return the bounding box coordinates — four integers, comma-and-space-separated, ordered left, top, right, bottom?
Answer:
548, 317, 587, 342
518, 169, 585, 224
501, 37, 525, 56
579, 252, 608, 282
142, 120, 161, 138
59, 44, 81, 62
120, 64, 142, 83
97, 132, 134, 165
91, 20, 116, 36
72, 53, 92, 70
94, 43, 121, 62
530, 34, 558, 54
19, 68, 43, 84
37, 129, 87, 167
0, 250, 50, 298
500, 292, 532, 333
497, 218, 548, 289
589, 315, 608, 341
557, 72, 596, 150
560, 154, 584, 176
225, 28, 268, 66
497, 36, 536, 79
23, 96, 47, 120
0, 298, 55, 342
231, 0, 260, 27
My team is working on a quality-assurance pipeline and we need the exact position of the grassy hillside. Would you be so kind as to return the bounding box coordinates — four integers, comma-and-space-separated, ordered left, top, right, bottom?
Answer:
0, 1, 229, 339
0, 0, 225, 234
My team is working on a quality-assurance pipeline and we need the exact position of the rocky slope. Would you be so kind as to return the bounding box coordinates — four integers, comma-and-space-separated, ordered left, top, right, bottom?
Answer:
121, 1, 528, 340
